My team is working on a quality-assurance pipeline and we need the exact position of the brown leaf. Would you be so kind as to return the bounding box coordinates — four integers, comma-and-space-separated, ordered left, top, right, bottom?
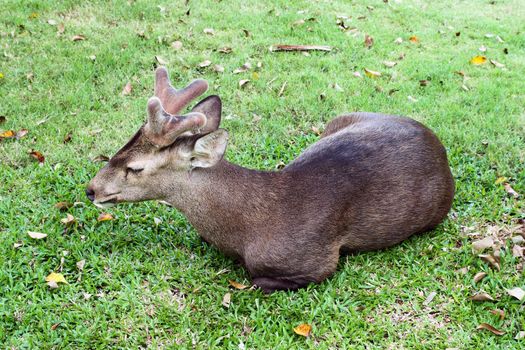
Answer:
228, 280, 249, 290
122, 82, 132, 96
51, 322, 60, 330
512, 245, 524, 258
233, 62, 251, 74
470, 56, 487, 65
0, 130, 15, 138
490, 309, 505, 320
218, 46, 232, 54
97, 213, 113, 222
270, 45, 331, 52
293, 323, 312, 337
472, 237, 494, 252
71, 35, 86, 41
477, 323, 505, 336
470, 292, 495, 302
29, 150, 45, 164
63, 133, 72, 143
16, 129, 28, 139
198, 60, 212, 68
503, 183, 519, 198
76, 259, 86, 271
479, 254, 500, 270
239, 80, 250, 88
364, 34, 374, 48
93, 154, 110, 162
60, 213, 76, 226
55, 201, 73, 211
364, 68, 381, 78
419, 79, 430, 87
222, 292, 231, 308
473, 272, 487, 283
507, 287, 525, 301
155, 56, 168, 65
409, 36, 419, 43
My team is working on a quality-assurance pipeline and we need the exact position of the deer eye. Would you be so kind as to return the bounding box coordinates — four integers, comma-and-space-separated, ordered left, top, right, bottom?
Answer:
126, 167, 144, 176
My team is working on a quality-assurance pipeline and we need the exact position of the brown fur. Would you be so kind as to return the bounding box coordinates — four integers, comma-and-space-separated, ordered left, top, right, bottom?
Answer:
87, 70, 454, 293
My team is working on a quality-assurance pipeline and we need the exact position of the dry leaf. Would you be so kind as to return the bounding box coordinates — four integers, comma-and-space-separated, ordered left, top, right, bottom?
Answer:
353, 71, 363, 78
16, 129, 28, 139
512, 245, 524, 258
490, 309, 505, 320
45, 272, 68, 284
222, 292, 231, 308
218, 46, 232, 54
29, 150, 45, 164
383, 61, 397, 68
198, 60, 212, 68
60, 213, 76, 225
0, 130, 15, 138
229, 280, 249, 290
490, 59, 505, 68
364, 68, 381, 78
424, 291, 437, 305
57, 23, 65, 35
364, 34, 374, 48
503, 183, 519, 198
293, 323, 312, 337
93, 154, 110, 162
83, 292, 92, 300
239, 80, 250, 88
507, 287, 525, 301
479, 254, 500, 270
122, 82, 132, 96
13, 242, 23, 249
516, 331, 525, 340
409, 36, 419, 43
479, 45, 487, 52
470, 292, 495, 302
292, 19, 305, 26
472, 237, 494, 252
71, 35, 86, 41
97, 213, 113, 222
213, 64, 224, 73
473, 272, 487, 283
47, 281, 59, 289
55, 201, 73, 211
47, 19, 57, 25
419, 80, 430, 87
51, 323, 60, 330
155, 56, 168, 65
76, 259, 86, 271
270, 45, 331, 52
203, 28, 215, 35
28, 231, 47, 239
477, 323, 505, 336
470, 56, 487, 65
171, 41, 183, 50
233, 62, 251, 74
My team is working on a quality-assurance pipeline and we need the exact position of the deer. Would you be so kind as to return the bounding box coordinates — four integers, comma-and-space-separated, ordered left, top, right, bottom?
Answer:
86, 67, 455, 293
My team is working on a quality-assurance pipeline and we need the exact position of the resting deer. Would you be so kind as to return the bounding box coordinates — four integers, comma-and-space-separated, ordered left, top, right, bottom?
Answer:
87, 67, 454, 293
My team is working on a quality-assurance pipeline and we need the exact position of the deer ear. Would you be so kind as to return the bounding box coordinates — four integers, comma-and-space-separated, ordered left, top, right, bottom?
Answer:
191, 129, 228, 168
190, 95, 222, 133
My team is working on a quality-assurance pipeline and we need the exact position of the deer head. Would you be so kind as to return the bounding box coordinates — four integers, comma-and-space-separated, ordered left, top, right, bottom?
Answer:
86, 67, 228, 208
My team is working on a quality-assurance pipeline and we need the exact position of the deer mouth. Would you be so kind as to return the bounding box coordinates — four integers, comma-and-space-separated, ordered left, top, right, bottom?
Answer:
94, 194, 120, 209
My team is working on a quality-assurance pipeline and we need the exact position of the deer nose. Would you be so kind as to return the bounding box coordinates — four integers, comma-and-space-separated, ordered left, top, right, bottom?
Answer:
86, 187, 95, 202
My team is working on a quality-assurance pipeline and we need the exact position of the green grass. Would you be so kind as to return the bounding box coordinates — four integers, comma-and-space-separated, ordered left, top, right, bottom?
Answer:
1, 0, 525, 348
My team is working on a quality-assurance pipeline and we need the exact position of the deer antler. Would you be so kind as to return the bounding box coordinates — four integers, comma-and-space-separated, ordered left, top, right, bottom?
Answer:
154, 67, 209, 115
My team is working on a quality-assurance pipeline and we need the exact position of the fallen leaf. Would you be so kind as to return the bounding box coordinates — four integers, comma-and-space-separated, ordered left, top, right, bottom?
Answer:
122, 82, 132, 96
29, 150, 45, 164
470, 292, 495, 302
409, 36, 419, 43
242, 29, 250, 37
470, 56, 487, 65
419, 79, 430, 87
153, 217, 162, 225
364, 34, 374, 48
51, 323, 60, 330
63, 132, 72, 143
270, 45, 331, 52
424, 291, 437, 305
292, 19, 305, 26
83, 292, 92, 300
93, 154, 109, 162
171, 41, 183, 50
76, 259, 86, 271
472, 237, 494, 252
47, 19, 57, 25
239, 80, 250, 88
55, 201, 73, 211
473, 272, 487, 283
13, 242, 23, 249
71, 35, 86, 41
233, 62, 252, 74
479, 45, 487, 52
503, 183, 519, 198
60, 213, 76, 225
155, 56, 168, 65
364, 68, 381, 78
198, 60, 212, 68
45, 272, 68, 284
293, 323, 312, 337
512, 245, 524, 258
229, 280, 249, 290
213, 64, 224, 73
511, 236, 524, 244
57, 23, 65, 35
97, 213, 113, 222
203, 28, 215, 35
222, 292, 231, 308
394, 37, 403, 44
0, 130, 15, 138
28, 231, 47, 239
47, 281, 59, 289
507, 287, 525, 301
477, 323, 505, 336
353, 71, 363, 78
479, 254, 500, 270
516, 331, 525, 340
490, 309, 505, 320
383, 61, 397, 68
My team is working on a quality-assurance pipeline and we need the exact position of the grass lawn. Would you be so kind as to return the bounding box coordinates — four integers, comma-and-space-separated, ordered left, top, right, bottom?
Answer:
1, 0, 525, 348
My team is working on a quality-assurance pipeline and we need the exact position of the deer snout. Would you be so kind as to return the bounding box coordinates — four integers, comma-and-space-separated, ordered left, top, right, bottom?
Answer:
86, 186, 95, 202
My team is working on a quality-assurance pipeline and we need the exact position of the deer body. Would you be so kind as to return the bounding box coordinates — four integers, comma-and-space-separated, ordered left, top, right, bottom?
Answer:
87, 68, 454, 293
